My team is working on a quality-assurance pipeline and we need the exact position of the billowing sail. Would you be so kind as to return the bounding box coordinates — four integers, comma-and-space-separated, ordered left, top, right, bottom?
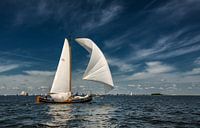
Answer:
75, 38, 114, 89
50, 39, 71, 101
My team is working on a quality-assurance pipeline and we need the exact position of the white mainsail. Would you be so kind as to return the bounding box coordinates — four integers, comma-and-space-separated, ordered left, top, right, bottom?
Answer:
50, 39, 71, 102
75, 38, 114, 89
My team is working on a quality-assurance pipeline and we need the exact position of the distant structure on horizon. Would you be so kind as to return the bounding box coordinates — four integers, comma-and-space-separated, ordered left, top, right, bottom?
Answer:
20, 91, 28, 96
151, 93, 163, 96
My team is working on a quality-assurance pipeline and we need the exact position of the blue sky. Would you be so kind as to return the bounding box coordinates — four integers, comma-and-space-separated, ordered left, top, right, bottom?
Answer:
0, 0, 200, 95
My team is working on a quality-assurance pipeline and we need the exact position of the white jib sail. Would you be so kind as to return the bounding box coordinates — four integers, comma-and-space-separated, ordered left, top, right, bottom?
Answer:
50, 39, 71, 102
75, 38, 114, 89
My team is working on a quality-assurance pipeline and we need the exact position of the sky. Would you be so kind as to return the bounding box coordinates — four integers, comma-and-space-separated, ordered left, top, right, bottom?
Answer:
0, 0, 200, 95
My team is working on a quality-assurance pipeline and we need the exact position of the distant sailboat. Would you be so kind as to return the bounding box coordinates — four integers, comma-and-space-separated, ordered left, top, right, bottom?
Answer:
130, 92, 133, 96
36, 38, 114, 103
20, 91, 28, 96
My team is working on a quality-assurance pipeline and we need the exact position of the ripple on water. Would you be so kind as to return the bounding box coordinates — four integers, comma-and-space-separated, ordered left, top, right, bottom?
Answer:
0, 96, 200, 128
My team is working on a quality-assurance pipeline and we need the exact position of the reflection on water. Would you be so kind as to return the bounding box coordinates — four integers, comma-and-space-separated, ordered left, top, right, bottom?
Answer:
45, 104, 73, 127
44, 97, 116, 127
0, 95, 200, 127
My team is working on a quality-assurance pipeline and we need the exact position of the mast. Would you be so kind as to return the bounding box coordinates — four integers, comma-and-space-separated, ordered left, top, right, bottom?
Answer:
69, 37, 72, 93
68, 32, 74, 93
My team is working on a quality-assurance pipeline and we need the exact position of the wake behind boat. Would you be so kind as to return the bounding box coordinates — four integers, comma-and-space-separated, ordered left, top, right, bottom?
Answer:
36, 38, 114, 103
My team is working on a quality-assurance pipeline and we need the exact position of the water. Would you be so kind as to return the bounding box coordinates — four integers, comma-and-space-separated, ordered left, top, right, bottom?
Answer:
0, 95, 200, 128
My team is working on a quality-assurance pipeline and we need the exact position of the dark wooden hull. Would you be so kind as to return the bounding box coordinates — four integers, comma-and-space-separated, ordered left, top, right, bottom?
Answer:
36, 95, 92, 104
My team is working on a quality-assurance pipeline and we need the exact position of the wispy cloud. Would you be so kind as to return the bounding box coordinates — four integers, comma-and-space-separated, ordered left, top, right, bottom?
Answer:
130, 27, 200, 60
194, 57, 200, 65
143, 0, 157, 10
83, 3, 122, 30
12, 0, 123, 33
24, 70, 55, 76
156, 43, 200, 59
132, 29, 185, 58
0, 64, 19, 73
0, 50, 52, 63
155, 0, 200, 22
103, 0, 200, 63
1, 0, 200, 95
104, 31, 131, 49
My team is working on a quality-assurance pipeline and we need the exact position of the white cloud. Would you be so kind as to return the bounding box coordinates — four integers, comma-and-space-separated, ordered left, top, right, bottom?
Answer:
0, 72, 54, 95
127, 61, 174, 80
146, 61, 174, 74
184, 68, 200, 76
0, 86, 6, 90
108, 58, 135, 72
0, 64, 19, 73
0, 66, 115, 95
166, 84, 177, 90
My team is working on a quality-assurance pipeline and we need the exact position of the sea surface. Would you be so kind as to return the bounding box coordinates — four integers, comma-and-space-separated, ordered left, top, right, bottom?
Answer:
0, 95, 200, 128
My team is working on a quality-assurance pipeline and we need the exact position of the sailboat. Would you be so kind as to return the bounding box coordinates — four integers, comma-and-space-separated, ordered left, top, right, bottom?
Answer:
36, 38, 114, 103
